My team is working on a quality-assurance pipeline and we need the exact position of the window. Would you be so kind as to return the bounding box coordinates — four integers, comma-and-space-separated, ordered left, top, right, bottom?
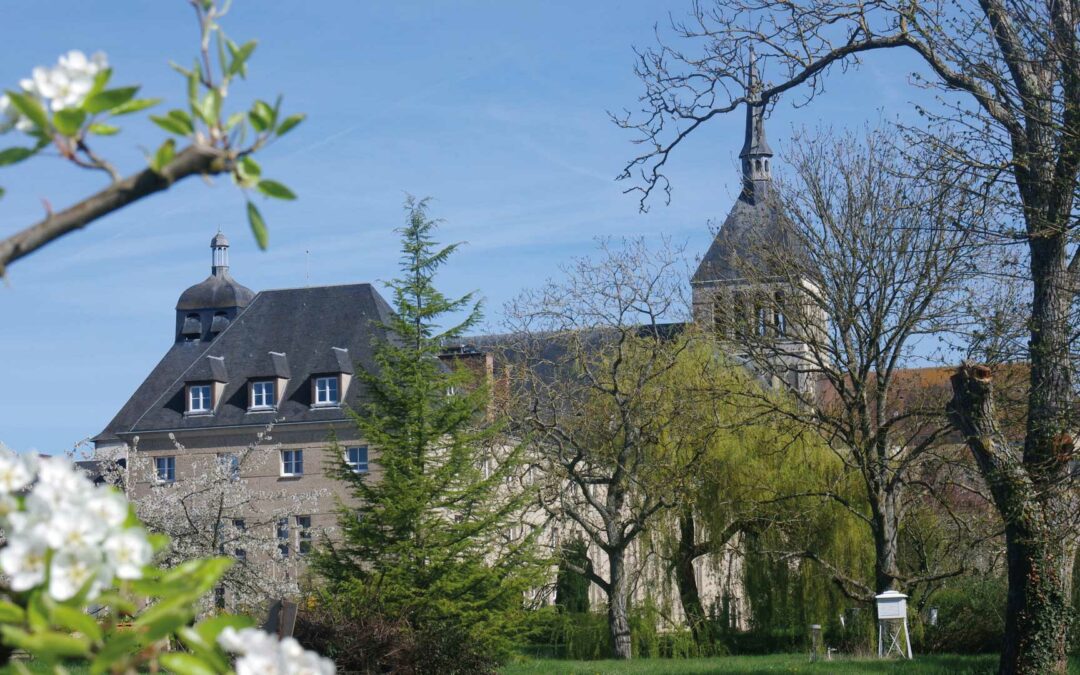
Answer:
250, 380, 276, 409
218, 453, 240, 481
277, 518, 289, 558
233, 519, 246, 561
281, 449, 303, 477
154, 456, 175, 483
314, 376, 339, 405
345, 446, 369, 473
296, 515, 312, 555
187, 384, 212, 413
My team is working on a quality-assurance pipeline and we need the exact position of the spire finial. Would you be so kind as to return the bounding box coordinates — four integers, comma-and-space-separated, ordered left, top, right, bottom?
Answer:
739, 48, 773, 200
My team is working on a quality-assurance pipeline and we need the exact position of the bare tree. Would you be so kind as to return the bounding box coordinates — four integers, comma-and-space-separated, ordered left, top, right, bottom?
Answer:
699, 128, 979, 601
504, 238, 708, 660
618, 2, 1080, 668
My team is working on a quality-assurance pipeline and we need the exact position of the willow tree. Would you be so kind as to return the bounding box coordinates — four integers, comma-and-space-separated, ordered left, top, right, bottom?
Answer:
619, 2, 1080, 669
504, 238, 702, 660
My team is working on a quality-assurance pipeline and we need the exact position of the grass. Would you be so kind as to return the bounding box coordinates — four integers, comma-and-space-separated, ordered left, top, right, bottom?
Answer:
502, 653, 1008, 674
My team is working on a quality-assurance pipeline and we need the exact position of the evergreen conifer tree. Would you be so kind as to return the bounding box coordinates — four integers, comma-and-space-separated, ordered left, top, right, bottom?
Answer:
312, 197, 541, 660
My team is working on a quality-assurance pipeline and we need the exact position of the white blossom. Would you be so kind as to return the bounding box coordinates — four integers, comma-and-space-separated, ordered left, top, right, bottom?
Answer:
218, 627, 335, 675
0, 447, 35, 494
0, 451, 151, 601
86, 489, 129, 529
0, 534, 48, 591
48, 546, 107, 601
103, 529, 152, 580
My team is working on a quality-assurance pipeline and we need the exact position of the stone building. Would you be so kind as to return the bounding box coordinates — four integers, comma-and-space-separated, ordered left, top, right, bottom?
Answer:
94, 68, 811, 627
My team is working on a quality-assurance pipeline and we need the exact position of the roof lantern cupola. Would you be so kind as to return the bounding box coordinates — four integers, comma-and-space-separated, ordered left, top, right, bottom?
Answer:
175, 231, 255, 342
739, 51, 773, 202
211, 231, 230, 276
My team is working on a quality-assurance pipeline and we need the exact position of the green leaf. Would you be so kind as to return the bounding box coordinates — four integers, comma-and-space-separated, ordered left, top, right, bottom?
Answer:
176, 627, 229, 672
52, 108, 86, 136
0, 147, 35, 166
160, 653, 216, 675
247, 200, 269, 250
150, 114, 191, 136
110, 97, 161, 116
6, 91, 48, 131
195, 90, 222, 125
224, 111, 245, 131
0, 625, 91, 658
51, 605, 102, 643
90, 630, 140, 675
276, 113, 305, 137
257, 179, 296, 200
83, 86, 138, 115
236, 156, 261, 186
26, 590, 47, 631
248, 100, 272, 133
188, 61, 200, 108
86, 68, 113, 101
87, 122, 120, 136
193, 613, 254, 646
0, 599, 25, 623
227, 40, 257, 78
150, 138, 176, 173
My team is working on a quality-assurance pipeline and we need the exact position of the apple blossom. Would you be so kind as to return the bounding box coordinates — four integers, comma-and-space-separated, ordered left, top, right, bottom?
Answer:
103, 529, 153, 580
49, 545, 107, 601
0, 535, 48, 592
218, 627, 335, 675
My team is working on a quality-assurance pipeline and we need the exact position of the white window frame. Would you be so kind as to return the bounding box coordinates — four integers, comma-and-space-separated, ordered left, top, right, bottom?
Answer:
187, 384, 213, 414
155, 456, 176, 483
296, 515, 312, 555
280, 449, 304, 477
314, 376, 340, 406
276, 517, 290, 558
345, 446, 369, 474
250, 380, 276, 410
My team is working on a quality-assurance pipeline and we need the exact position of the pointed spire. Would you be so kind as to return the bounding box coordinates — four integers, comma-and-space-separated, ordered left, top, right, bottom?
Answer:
739, 49, 773, 200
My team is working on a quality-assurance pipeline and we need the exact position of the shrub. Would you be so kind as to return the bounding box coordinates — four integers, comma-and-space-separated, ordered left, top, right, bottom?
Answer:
294, 593, 501, 674
922, 578, 1006, 654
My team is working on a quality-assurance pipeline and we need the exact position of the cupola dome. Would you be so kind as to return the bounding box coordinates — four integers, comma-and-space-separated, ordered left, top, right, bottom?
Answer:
175, 232, 255, 342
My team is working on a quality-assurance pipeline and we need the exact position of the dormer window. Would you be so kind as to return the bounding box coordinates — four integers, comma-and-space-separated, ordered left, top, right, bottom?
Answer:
314, 376, 339, 406
187, 384, 213, 414
250, 380, 276, 410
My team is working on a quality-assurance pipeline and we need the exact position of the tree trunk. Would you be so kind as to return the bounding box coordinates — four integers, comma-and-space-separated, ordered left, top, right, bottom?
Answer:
871, 489, 901, 594
675, 508, 709, 645
999, 524, 1071, 675
949, 364, 1072, 675
607, 549, 633, 659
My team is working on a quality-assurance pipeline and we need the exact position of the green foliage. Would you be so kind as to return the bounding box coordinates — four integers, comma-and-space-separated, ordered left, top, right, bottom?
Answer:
0, 550, 250, 673
0, 0, 301, 254
313, 196, 545, 663
922, 577, 1006, 654
554, 538, 591, 614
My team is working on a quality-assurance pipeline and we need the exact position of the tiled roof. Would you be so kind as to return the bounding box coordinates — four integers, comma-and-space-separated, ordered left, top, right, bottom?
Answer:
95, 283, 394, 442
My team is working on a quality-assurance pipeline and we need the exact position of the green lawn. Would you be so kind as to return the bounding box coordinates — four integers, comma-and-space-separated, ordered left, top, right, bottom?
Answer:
502, 654, 1011, 674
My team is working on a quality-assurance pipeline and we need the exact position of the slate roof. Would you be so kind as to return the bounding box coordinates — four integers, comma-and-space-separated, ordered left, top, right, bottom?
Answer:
691, 190, 801, 285
95, 283, 394, 442
176, 271, 256, 311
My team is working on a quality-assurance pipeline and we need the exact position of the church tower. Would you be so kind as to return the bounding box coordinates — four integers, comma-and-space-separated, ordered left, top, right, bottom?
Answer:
691, 58, 820, 392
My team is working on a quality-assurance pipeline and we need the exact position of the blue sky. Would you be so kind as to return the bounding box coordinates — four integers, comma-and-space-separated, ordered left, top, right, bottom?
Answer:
0, 1, 933, 455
